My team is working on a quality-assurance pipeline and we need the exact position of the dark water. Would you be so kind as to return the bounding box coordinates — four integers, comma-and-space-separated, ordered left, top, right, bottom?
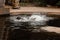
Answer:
0, 14, 60, 40
7, 18, 60, 40
47, 18, 60, 27
7, 29, 60, 40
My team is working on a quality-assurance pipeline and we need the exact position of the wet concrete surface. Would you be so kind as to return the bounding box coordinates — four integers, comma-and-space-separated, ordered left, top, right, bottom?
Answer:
0, 14, 10, 40
0, 16, 6, 40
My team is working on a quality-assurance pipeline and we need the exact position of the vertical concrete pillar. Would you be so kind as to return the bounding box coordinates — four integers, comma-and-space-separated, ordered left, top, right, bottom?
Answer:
0, 0, 4, 7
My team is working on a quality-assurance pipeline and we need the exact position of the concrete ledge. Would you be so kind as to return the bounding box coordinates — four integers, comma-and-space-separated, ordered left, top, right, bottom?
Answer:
10, 7, 60, 13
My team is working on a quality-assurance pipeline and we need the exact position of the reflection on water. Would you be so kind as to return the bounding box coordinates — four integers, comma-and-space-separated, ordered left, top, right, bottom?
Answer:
5, 0, 60, 7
